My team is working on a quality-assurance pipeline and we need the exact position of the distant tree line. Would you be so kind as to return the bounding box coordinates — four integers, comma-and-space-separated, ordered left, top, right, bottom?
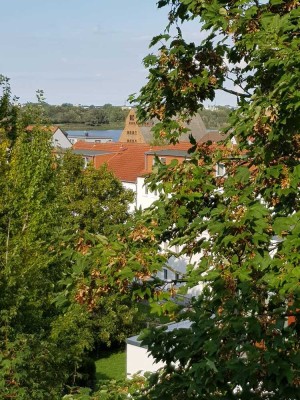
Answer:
198, 105, 233, 130
21, 102, 232, 130
22, 102, 128, 127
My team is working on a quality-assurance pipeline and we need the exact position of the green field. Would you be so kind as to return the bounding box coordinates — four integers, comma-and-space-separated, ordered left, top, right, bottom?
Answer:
95, 350, 126, 384
57, 123, 124, 131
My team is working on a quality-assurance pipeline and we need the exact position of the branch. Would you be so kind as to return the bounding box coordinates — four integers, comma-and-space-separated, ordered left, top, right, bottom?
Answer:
5, 217, 10, 267
225, 74, 252, 97
219, 86, 251, 98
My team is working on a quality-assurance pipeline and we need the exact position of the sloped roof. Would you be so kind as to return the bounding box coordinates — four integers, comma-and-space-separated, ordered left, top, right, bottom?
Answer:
138, 113, 207, 143
26, 125, 58, 133
200, 130, 228, 143
26, 125, 69, 138
74, 142, 151, 182
145, 149, 189, 157
73, 149, 109, 156
120, 109, 208, 144
95, 146, 149, 182
73, 142, 193, 182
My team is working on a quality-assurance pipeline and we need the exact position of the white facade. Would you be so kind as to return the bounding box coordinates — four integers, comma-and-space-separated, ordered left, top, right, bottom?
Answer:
121, 181, 136, 213
52, 128, 72, 149
134, 176, 205, 292
136, 176, 159, 210
68, 136, 113, 144
126, 343, 165, 377
126, 321, 192, 377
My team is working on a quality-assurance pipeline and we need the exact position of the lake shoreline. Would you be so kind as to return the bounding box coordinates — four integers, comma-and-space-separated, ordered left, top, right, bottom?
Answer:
57, 123, 124, 131
67, 129, 122, 142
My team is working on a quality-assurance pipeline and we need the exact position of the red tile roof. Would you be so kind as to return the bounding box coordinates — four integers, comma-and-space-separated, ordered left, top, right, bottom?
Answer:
26, 125, 59, 133
72, 141, 192, 152
73, 142, 193, 182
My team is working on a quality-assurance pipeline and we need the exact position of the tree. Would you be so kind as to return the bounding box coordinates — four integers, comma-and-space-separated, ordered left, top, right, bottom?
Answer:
0, 75, 19, 143
125, 1, 300, 399
21, 102, 127, 128
54, 153, 143, 350
0, 83, 140, 398
0, 120, 76, 399
60, 152, 134, 236
198, 106, 232, 130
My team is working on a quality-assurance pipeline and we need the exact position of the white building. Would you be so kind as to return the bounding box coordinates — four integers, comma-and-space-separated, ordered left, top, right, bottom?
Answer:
51, 127, 72, 149
26, 125, 72, 149
126, 320, 192, 377
67, 133, 113, 145
71, 140, 225, 288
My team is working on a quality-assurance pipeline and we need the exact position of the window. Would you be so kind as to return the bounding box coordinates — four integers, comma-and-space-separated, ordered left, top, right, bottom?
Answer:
175, 273, 180, 281
129, 115, 134, 121
152, 157, 166, 166
83, 156, 91, 169
163, 268, 168, 280
216, 163, 226, 177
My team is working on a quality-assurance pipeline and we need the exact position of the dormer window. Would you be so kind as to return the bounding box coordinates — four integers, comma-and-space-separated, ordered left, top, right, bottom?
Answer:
163, 268, 168, 280
152, 157, 166, 166
216, 163, 226, 177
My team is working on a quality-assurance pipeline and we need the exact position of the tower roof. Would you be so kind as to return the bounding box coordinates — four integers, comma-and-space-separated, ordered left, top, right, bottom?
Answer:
119, 109, 208, 144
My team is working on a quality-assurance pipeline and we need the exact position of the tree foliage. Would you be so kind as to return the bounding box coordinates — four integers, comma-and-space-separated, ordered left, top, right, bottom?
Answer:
0, 81, 140, 398
22, 102, 127, 128
60, 153, 134, 235
125, 1, 300, 399
198, 106, 232, 130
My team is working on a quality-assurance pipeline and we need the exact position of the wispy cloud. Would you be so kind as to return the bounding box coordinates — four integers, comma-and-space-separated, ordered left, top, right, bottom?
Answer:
92, 24, 129, 36
130, 34, 153, 42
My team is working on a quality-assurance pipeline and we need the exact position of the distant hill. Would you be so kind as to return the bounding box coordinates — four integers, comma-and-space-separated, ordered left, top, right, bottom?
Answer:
21, 102, 233, 131
198, 106, 233, 130
21, 102, 128, 130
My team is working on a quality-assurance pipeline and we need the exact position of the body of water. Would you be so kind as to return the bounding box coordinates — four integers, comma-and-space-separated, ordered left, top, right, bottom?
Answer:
66, 129, 122, 142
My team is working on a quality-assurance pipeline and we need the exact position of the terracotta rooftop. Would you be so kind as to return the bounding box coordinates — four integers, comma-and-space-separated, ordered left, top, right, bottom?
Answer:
201, 130, 228, 143
120, 108, 208, 143
73, 142, 194, 182
26, 125, 59, 133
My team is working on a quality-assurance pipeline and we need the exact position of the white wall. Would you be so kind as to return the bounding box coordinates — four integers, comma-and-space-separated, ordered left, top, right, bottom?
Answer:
136, 177, 159, 210
127, 321, 192, 377
68, 136, 113, 144
52, 129, 72, 149
121, 181, 136, 213
126, 343, 165, 377
135, 177, 206, 292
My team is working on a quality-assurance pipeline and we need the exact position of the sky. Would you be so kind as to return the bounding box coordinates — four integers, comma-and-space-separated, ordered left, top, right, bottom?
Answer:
0, 0, 235, 106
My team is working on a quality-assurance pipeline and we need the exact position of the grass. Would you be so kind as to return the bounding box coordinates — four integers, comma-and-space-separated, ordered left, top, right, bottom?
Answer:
93, 303, 171, 389
57, 123, 124, 131
95, 349, 126, 384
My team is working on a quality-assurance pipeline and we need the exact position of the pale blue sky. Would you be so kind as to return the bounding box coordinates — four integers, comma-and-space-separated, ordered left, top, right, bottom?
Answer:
0, 0, 234, 106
